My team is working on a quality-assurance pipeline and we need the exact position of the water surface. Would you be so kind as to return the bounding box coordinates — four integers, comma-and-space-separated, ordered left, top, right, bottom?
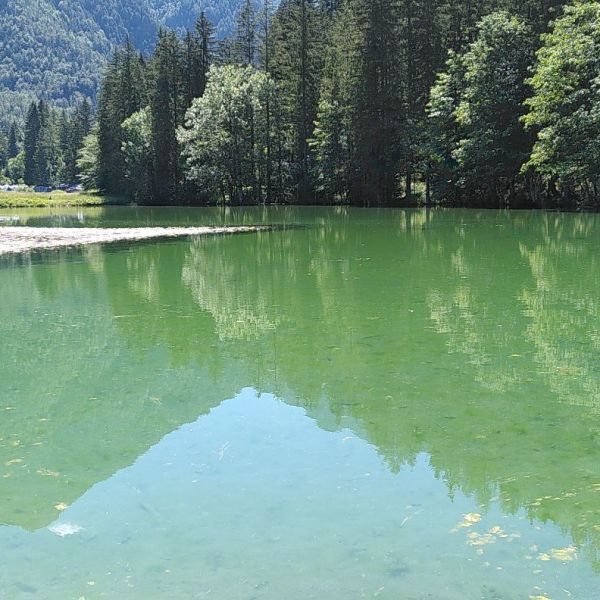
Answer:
1, 207, 599, 599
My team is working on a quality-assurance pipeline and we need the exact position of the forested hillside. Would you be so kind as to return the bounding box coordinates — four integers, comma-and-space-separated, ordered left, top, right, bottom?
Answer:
0, 0, 262, 126
6, 0, 600, 209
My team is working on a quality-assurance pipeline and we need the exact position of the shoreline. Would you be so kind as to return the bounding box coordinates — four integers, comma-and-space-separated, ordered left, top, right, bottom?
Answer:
0, 191, 125, 209
0, 226, 270, 255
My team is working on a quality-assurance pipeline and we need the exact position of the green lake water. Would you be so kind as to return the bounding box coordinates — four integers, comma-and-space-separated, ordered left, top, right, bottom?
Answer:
1, 206, 599, 599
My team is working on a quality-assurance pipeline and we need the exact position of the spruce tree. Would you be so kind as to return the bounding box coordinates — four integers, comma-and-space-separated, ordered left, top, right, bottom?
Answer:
183, 13, 215, 107
351, 0, 405, 205
0, 131, 7, 173
150, 30, 185, 204
197, 12, 216, 95
7, 122, 19, 159
269, 0, 324, 201
97, 43, 147, 194
23, 102, 41, 185
234, 0, 258, 66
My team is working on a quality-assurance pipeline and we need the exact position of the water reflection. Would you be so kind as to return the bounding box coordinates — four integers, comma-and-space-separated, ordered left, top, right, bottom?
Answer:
3, 391, 597, 599
1, 207, 600, 586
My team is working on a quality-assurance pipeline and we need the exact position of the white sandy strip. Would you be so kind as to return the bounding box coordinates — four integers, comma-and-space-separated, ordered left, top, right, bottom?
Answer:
0, 226, 268, 255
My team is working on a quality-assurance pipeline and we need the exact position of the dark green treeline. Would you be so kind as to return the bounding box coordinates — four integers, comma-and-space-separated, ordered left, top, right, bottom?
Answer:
9, 0, 600, 208
0, 100, 92, 186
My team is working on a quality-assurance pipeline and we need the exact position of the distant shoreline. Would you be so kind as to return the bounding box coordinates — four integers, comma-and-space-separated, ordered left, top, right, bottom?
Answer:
3, 191, 598, 213
0, 191, 125, 209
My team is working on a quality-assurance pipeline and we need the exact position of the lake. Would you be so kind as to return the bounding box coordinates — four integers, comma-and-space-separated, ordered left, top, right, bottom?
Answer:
1, 206, 599, 599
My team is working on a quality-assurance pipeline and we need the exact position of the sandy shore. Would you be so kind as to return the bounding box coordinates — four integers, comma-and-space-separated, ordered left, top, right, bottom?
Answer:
0, 226, 269, 255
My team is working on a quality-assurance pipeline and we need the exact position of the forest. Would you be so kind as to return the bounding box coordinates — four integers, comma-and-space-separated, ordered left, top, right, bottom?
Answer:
0, 0, 257, 126
2, 0, 599, 208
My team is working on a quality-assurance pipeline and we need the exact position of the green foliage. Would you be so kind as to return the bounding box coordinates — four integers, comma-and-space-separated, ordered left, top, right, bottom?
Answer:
122, 108, 154, 203
310, 95, 349, 201
268, 0, 325, 200
524, 1, 600, 206
7, 123, 20, 160
150, 30, 187, 204
77, 131, 101, 191
14, 98, 93, 186
0, 0, 267, 127
0, 190, 110, 208
7, 153, 25, 184
23, 102, 42, 185
97, 42, 149, 194
454, 11, 535, 205
425, 50, 467, 203
178, 64, 278, 203
0, 131, 7, 173
426, 11, 535, 206
233, 0, 258, 65
61, 101, 93, 183
8, 0, 598, 207
92, 13, 217, 203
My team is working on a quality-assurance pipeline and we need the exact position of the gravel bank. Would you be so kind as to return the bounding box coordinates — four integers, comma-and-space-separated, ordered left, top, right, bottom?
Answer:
0, 226, 269, 255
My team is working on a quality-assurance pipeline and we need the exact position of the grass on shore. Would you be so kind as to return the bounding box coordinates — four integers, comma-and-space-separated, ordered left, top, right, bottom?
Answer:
0, 191, 126, 208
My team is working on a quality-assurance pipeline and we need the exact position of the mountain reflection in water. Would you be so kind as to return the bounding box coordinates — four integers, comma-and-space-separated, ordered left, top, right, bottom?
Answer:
1, 207, 599, 598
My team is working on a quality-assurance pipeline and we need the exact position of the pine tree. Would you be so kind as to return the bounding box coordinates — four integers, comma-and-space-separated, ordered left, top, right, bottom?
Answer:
259, 0, 276, 202
7, 122, 19, 159
234, 0, 258, 66
269, 0, 324, 201
183, 13, 215, 107
0, 131, 7, 174
97, 42, 147, 194
34, 107, 61, 185
23, 102, 41, 185
351, 0, 405, 205
150, 30, 185, 204
59, 99, 93, 183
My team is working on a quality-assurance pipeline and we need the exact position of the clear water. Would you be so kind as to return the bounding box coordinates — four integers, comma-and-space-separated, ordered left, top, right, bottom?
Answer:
1, 207, 599, 599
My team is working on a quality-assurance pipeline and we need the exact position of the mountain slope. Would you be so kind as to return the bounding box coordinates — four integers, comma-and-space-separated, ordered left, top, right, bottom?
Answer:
0, 0, 257, 126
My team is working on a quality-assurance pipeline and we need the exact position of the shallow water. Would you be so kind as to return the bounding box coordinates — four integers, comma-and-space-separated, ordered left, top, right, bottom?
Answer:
1, 207, 599, 599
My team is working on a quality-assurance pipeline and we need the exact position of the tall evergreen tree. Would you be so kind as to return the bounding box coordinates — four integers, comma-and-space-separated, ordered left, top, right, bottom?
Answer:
259, 0, 276, 202
34, 106, 61, 185
234, 0, 258, 66
269, 0, 324, 201
7, 122, 19, 159
0, 131, 7, 174
351, 0, 405, 205
59, 99, 93, 183
97, 41, 147, 194
23, 102, 41, 185
150, 30, 185, 203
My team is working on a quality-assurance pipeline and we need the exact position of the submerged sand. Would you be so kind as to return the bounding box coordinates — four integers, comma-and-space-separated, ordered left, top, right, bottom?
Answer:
0, 226, 268, 255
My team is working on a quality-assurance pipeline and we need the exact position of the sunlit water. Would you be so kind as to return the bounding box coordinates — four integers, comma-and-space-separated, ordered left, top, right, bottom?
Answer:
1, 207, 599, 599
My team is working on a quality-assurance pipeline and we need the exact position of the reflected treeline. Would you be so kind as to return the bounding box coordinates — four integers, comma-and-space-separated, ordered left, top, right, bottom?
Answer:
2, 207, 600, 568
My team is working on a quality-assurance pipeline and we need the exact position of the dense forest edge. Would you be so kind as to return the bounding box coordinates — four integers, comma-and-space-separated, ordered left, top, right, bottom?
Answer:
1, 0, 599, 209
0, 0, 266, 125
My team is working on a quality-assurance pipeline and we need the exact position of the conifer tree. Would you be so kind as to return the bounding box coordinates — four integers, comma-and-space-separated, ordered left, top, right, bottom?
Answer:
97, 42, 147, 194
150, 30, 185, 203
183, 13, 215, 108
234, 0, 258, 66
269, 0, 324, 201
23, 102, 41, 185
352, 0, 405, 205
7, 122, 19, 159
0, 131, 7, 174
